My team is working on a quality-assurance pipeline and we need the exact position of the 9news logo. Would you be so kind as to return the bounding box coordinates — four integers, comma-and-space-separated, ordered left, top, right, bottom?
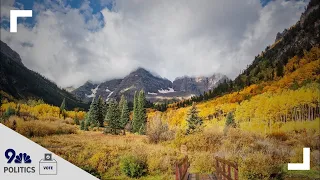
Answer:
4, 149, 35, 174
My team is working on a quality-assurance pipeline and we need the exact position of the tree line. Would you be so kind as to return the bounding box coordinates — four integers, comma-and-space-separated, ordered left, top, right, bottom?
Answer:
81, 90, 147, 135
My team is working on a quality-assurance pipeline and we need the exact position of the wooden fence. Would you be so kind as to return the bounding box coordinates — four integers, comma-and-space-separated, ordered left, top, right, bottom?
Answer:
215, 157, 238, 180
175, 156, 190, 180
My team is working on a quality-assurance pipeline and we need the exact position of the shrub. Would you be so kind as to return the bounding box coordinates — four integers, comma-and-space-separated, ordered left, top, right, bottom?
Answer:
74, 116, 80, 125
120, 155, 147, 178
62, 118, 74, 125
147, 148, 179, 175
173, 126, 223, 152
189, 152, 215, 174
311, 150, 320, 168
4, 116, 77, 137
267, 131, 288, 141
3, 106, 15, 119
81, 165, 101, 179
12, 119, 17, 130
17, 121, 77, 137
39, 116, 60, 122
239, 152, 284, 180
147, 113, 175, 143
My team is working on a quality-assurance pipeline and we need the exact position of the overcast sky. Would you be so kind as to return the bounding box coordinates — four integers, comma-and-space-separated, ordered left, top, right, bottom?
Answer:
0, 0, 308, 88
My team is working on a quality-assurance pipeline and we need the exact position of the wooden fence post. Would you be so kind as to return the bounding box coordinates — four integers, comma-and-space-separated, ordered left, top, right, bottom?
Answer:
175, 163, 180, 180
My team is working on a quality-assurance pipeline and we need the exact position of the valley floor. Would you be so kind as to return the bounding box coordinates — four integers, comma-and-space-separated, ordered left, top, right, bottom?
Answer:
31, 130, 178, 180
28, 123, 320, 180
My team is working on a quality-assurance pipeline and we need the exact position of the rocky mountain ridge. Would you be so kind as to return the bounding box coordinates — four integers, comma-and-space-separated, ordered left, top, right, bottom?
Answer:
72, 68, 228, 103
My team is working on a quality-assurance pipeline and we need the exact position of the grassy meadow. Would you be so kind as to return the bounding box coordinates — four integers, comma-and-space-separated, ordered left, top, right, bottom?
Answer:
1, 114, 320, 180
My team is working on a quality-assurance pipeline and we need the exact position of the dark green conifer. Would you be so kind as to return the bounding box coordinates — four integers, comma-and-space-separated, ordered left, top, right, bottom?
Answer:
132, 91, 139, 133
137, 90, 146, 134
96, 97, 105, 127
119, 96, 130, 134
80, 120, 85, 130
74, 114, 80, 125
60, 98, 66, 119
105, 99, 120, 134
225, 112, 235, 128
186, 102, 203, 134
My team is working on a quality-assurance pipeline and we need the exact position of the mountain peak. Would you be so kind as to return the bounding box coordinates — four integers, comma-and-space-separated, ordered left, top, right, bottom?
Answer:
73, 67, 228, 103
130, 67, 151, 75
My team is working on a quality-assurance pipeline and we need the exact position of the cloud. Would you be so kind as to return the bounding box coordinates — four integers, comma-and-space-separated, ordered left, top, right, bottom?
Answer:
1, 0, 16, 21
0, 0, 308, 88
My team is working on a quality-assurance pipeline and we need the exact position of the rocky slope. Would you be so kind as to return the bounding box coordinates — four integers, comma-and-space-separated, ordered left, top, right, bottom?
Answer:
73, 68, 227, 103
173, 74, 228, 94
72, 79, 123, 103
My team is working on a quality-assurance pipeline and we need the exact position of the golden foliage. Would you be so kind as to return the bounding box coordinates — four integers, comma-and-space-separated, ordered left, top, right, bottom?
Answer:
4, 116, 77, 137
1, 101, 86, 120
31, 132, 179, 179
150, 47, 320, 130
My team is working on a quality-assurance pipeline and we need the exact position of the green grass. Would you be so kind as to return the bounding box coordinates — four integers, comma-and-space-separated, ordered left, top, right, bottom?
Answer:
283, 165, 320, 179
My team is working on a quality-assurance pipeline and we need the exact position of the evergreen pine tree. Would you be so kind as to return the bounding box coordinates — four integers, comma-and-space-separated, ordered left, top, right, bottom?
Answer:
225, 112, 235, 128
80, 120, 85, 130
84, 120, 89, 131
85, 99, 94, 127
74, 114, 80, 125
137, 90, 146, 134
103, 101, 108, 115
16, 104, 21, 116
86, 97, 102, 127
105, 99, 120, 134
119, 95, 126, 112
89, 102, 97, 126
119, 97, 130, 134
96, 97, 105, 127
60, 98, 66, 119
60, 98, 65, 112
132, 91, 139, 133
186, 102, 203, 134
84, 112, 91, 129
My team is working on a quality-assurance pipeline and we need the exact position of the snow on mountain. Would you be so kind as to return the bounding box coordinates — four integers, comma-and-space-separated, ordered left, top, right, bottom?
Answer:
73, 68, 228, 103
158, 88, 175, 94
148, 92, 158, 95
106, 91, 114, 101
86, 85, 100, 98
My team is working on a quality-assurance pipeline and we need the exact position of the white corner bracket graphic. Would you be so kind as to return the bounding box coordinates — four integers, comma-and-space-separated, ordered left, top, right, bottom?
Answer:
10, 10, 33, 33
288, 148, 310, 170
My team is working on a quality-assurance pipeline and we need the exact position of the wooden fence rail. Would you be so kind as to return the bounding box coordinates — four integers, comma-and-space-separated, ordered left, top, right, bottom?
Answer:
215, 157, 238, 180
174, 150, 238, 180
175, 156, 190, 180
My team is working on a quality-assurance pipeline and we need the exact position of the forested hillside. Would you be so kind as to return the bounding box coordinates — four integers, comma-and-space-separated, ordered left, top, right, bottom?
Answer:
153, 46, 320, 129
0, 41, 89, 110
171, 0, 320, 108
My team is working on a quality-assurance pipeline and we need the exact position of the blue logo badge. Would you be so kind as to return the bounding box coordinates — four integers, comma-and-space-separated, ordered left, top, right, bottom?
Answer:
5, 149, 32, 164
